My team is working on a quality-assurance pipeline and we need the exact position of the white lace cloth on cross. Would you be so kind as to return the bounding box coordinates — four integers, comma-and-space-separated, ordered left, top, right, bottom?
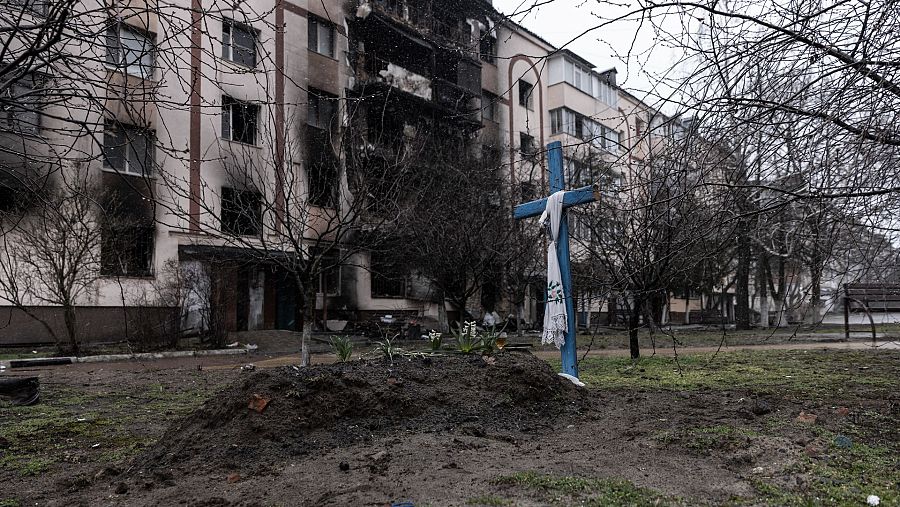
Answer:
539, 190, 567, 349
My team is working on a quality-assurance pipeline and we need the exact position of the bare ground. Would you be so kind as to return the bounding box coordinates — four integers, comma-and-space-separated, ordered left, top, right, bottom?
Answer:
0, 346, 897, 506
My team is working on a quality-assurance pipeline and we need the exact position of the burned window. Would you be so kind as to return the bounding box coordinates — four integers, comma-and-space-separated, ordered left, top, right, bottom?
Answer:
518, 80, 534, 110
520, 132, 536, 159
308, 16, 335, 57
220, 187, 262, 236
481, 90, 498, 123
222, 96, 259, 145
317, 250, 341, 296
103, 122, 156, 175
100, 174, 154, 277
1, 75, 41, 135
105, 23, 155, 79
480, 31, 497, 65
307, 128, 337, 207
370, 251, 407, 298
222, 19, 258, 68
307, 88, 337, 131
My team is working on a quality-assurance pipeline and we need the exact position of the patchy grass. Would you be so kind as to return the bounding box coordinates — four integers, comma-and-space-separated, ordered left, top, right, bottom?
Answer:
0, 499, 21, 507
494, 471, 682, 506
465, 495, 511, 506
567, 350, 899, 400
0, 374, 223, 477
653, 424, 757, 455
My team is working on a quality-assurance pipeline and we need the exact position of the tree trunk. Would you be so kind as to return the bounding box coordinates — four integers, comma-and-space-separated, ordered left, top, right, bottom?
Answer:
515, 301, 525, 337
734, 232, 751, 329
757, 256, 769, 328
607, 296, 617, 326
684, 291, 691, 325
628, 297, 641, 359
297, 282, 316, 367
437, 288, 449, 333
63, 304, 79, 355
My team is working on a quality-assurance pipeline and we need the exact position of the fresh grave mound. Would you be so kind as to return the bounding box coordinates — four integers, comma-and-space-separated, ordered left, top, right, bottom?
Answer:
137, 351, 586, 475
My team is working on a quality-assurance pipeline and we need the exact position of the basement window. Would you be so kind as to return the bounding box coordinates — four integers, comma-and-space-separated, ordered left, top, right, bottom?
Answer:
222, 96, 259, 145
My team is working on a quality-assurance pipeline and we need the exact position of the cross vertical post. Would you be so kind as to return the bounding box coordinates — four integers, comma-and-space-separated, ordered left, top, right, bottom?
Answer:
513, 141, 599, 379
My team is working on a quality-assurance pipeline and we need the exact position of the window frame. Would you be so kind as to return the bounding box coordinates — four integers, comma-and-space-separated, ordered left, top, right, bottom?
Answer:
518, 79, 534, 110
221, 95, 260, 145
1, 75, 42, 135
308, 16, 336, 58
102, 121, 156, 176
481, 90, 499, 123
307, 88, 337, 131
105, 22, 156, 80
220, 187, 263, 237
221, 19, 259, 68
7, 0, 46, 16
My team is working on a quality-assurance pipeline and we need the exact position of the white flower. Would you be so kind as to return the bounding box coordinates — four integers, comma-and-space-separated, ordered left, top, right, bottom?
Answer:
867, 495, 880, 506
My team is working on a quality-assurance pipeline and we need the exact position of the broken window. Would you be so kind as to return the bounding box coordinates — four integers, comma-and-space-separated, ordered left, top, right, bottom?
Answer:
105, 23, 155, 79
520, 132, 536, 159
317, 249, 341, 296
103, 121, 156, 175
370, 251, 407, 298
1, 75, 41, 135
518, 80, 534, 110
481, 90, 498, 123
306, 128, 337, 207
222, 19, 258, 68
308, 16, 335, 58
220, 187, 262, 236
307, 88, 337, 131
100, 173, 154, 277
222, 96, 259, 145
480, 31, 497, 65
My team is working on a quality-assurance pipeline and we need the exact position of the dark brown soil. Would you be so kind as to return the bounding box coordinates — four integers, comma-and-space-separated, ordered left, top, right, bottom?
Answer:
137, 351, 587, 477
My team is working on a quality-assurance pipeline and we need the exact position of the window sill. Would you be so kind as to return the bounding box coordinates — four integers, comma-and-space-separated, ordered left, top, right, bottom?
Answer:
101, 167, 156, 179
101, 274, 155, 280
308, 49, 339, 63
217, 56, 261, 73
104, 66, 159, 85
221, 138, 261, 149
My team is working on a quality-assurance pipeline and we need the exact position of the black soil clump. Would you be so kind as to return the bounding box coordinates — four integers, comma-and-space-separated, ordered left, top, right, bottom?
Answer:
137, 351, 586, 474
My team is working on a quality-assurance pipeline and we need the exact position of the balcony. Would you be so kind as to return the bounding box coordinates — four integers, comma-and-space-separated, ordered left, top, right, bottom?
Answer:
366, 0, 477, 52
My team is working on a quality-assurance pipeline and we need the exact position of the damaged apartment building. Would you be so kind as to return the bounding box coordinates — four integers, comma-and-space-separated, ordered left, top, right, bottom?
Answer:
0, 0, 684, 346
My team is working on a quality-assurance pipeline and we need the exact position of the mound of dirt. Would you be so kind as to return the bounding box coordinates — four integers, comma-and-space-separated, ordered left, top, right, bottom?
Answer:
137, 351, 586, 475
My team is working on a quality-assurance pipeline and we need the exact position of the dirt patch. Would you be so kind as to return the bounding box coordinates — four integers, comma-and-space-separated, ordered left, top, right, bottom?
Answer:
136, 351, 587, 477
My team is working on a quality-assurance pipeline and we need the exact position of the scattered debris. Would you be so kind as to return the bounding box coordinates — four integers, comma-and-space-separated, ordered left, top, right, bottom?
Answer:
795, 411, 817, 425
834, 406, 850, 417
244, 343, 259, 351
339, 461, 350, 472
867, 495, 881, 506
241, 364, 256, 372
226, 342, 240, 348
248, 394, 270, 413
558, 372, 585, 387
482, 356, 496, 365
91, 443, 101, 449
226, 473, 240, 484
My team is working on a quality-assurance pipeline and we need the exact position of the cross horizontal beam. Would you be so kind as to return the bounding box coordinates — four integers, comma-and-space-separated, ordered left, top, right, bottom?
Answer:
513, 184, 600, 220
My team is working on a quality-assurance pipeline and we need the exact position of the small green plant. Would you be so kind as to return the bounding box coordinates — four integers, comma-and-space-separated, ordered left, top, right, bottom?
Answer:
375, 336, 398, 363
480, 325, 501, 353
329, 335, 354, 362
427, 330, 443, 351
453, 321, 482, 353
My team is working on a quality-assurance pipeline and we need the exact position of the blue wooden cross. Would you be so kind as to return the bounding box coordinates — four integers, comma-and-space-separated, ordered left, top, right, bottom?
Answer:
513, 141, 599, 378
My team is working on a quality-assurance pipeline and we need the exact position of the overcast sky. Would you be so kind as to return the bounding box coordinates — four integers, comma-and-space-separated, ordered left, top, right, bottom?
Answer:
491, 0, 688, 111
